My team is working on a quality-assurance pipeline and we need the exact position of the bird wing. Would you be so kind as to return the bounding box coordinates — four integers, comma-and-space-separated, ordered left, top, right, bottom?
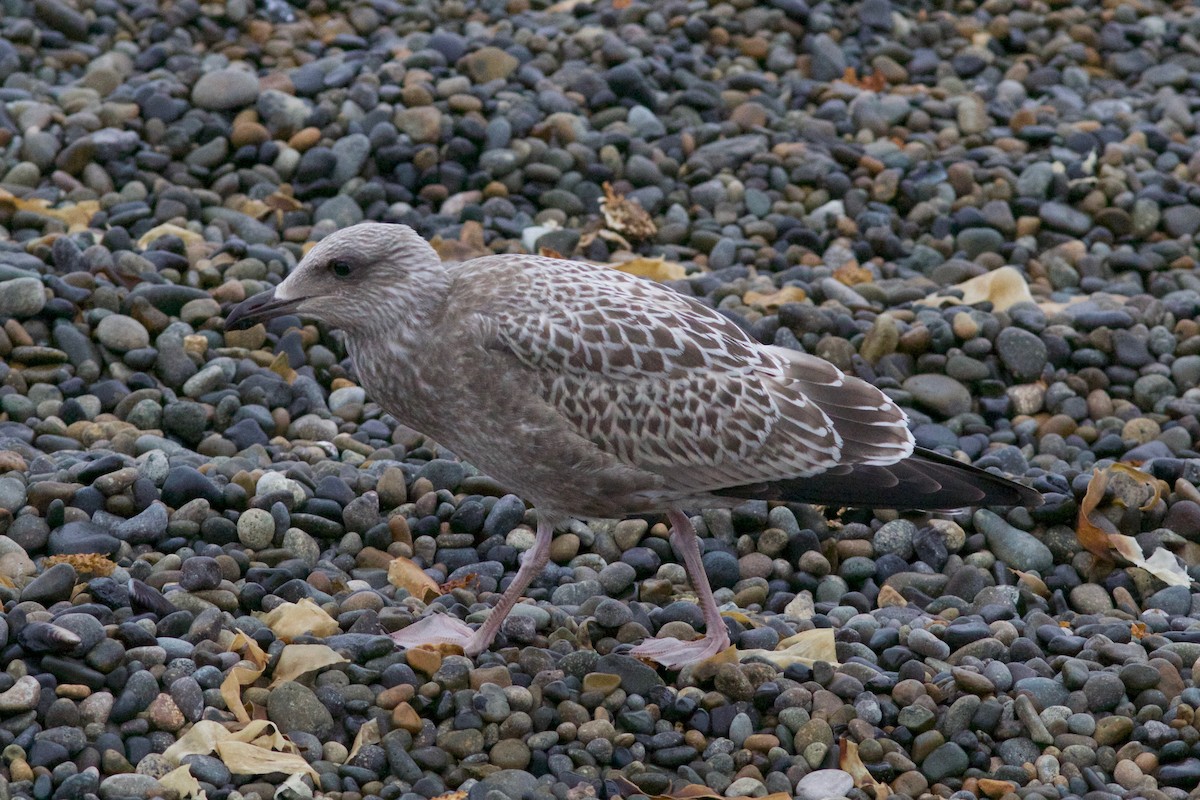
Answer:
455, 255, 914, 496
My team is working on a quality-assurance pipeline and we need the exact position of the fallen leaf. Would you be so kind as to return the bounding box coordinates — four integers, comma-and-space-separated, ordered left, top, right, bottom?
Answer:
257, 598, 340, 642
834, 262, 874, 286
269, 352, 298, 385
875, 585, 907, 607
0, 188, 99, 233
438, 573, 478, 594
607, 776, 790, 800
840, 738, 891, 798
1131, 622, 1147, 639
600, 182, 657, 240
137, 222, 207, 249
215, 740, 319, 782
164, 719, 302, 764
220, 632, 268, 724
719, 609, 760, 628
430, 792, 468, 800
347, 718, 380, 762
430, 220, 490, 261
42, 553, 116, 576
743, 285, 808, 310
269, 644, 348, 687
612, 256, 686, 281
921, 265, 1034, 312
159, 765, 207, 800
738, 627, 839, 668
388, 557, 442, 602
1078, 464, 1193, 587
1010, 569, 1050, 598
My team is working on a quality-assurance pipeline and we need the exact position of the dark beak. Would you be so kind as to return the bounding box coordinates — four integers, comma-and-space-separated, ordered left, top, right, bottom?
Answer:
225, 287, 304, 331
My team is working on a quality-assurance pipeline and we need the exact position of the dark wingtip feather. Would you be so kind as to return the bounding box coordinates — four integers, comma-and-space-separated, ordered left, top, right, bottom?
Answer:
715, 447, 1043, 511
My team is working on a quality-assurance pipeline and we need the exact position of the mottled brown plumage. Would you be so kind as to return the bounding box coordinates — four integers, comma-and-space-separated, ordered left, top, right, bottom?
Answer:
227, 222, 1041, 666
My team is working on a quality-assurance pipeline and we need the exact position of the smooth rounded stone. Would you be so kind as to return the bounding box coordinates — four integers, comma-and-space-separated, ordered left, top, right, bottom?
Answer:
267, 682, 334, 739
908, 628, 951, 660
1069, 583, 1112, 613
110, 670, 159, 723
873, 519, 916, 558
0, 277, 46, 317
476, 769, 539, 798
48, 520, 120, 556
795, 769, 853, 800
1146, 585, 1192, 616
0, 676, 41, 713
21, 562, 77, 605
995, 327, 1047, 382
192, 68, 259, 110
975, 509, 1052, 572
1039, 202, 1091, 236
1083, 672, 1125, 712
923, 742, 969, 781
94, 314, 149, 352
99, 774, 162, 800
902, 374, 971, 417
1014, 677, 1070, 711
1163, 205, 1200, 238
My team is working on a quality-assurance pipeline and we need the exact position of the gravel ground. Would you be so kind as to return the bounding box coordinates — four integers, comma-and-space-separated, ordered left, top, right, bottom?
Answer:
3, 0, 1200, 799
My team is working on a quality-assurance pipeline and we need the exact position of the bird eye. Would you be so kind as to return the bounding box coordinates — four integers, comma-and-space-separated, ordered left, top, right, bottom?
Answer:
330, 259, 352, 278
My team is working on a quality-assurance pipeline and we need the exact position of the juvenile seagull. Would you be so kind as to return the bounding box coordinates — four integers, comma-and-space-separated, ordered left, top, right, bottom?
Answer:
227, 223, 1042, 667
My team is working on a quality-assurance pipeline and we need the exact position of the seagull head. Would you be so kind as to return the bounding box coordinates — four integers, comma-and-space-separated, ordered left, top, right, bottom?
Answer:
225, 222, 445, 335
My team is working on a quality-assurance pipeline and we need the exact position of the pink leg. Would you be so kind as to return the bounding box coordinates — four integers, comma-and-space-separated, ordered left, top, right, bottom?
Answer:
629, 509, 731, 668
390, 519, 554, 656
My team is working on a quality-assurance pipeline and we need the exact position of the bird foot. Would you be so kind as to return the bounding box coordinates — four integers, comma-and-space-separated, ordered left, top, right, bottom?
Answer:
390, 614, 481, 654
629, 632, 731, 669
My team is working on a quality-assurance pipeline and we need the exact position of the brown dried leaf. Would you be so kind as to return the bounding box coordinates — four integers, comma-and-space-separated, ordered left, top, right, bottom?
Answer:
612, 256, 686, 282
439, 573, 478, 594
834, 262, 874, 286
269, 644, 349, 687
268, 352, 297, 385
743, 286, 808, 311
607, 776, 790, 800
159, 765, 206, 800
1078, 464, 1192, 587
220, 632, 268, 724
257, 598, 340, 642
0, 188, 99, 233
43, 553, 116, 576
214, 740, 319, 781
600, 182, 657, 240
388, 557, 442, 602
738, 627, 839, 668
922, 266, 1034, 313
137, 223, 206, 249
840, 738, 891, 798
430, 792, 469, 800
430, 220, 491, 261
347, 718, 381, 762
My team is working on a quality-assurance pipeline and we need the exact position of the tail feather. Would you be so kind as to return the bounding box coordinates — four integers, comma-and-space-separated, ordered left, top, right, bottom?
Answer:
713, 447, 1042, 510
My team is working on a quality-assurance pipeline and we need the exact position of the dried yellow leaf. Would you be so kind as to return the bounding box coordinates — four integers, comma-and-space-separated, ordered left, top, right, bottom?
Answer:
347, 718, 381, 762
921, 265, 1034, 312
612, 256, 686, 282
215, 740, 319, 782
0, 188, 99, 233
159, 765, 207, 800
388, 557, 442, 602
1077, 464, 1192, 587
257, 598, 340, 642
269, 644, 349, 687
840, 737, 891, 798
220, 631, 268, 724
743, 286, 807, 311
738, 627, 839, 668
137, 223, 205, 249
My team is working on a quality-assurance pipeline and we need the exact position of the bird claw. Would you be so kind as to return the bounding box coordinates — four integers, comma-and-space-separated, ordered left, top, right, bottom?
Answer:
629, 633, 731, 669
390, 614, 479, 652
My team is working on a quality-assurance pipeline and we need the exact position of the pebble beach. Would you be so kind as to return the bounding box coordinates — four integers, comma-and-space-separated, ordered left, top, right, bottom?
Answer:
3, 0, 1200, 799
